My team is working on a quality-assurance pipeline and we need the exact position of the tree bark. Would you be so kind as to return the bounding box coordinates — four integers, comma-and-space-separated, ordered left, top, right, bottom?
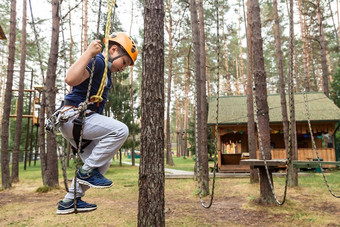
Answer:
129, 1, 136, 167
130, 67, 136, 166
297, 0, 310, 92
137, 0, 165, 225
12, 0, 27, 183
83, 0, 88, 51
273, 0, 289, 164
287, 0, 298, 187
24, 70, 34, 170
293, 46, 300, 93
68, 0, 74, 67
250, 0, 274, 203
222, 12, 232, 95
43, 0, 60, 187
1, 0, 16, 189
184, 50, 190, 156
198, 0, 209, 197
165, 0, 175, 166
238, 14, 246, 94
246, 0, 258, 184
316, 0, 329, 97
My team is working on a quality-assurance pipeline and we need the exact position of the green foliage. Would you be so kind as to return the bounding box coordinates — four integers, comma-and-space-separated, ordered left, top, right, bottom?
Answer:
35, 185, 53, 193
331, 65, 340, 107
186, 117, 216, 158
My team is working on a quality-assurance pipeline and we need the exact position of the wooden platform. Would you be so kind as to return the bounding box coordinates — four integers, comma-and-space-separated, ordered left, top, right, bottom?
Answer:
240, 159, 287, 168
219, 164, 250, 173
292, 160, 340, 168
240, 159, 340, 169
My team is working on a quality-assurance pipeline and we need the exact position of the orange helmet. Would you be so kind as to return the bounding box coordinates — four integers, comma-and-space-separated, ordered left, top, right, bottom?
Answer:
104, 32, 138, 66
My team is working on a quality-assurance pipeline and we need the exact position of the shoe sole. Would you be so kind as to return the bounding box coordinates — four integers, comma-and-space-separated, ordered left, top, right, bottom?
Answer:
56, 207, 97, 215
76, 178, 113, 189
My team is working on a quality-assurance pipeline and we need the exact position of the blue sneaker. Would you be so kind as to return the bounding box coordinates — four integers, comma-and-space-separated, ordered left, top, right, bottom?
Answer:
56, 198, 97, 215
76, 168, 113, 188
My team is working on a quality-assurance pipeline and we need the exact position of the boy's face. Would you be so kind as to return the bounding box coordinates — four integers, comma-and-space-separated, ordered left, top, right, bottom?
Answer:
109, 46, 132, 72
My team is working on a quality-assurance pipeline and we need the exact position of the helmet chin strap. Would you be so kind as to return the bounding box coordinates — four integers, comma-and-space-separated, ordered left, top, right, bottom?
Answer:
107, 52, 127, 71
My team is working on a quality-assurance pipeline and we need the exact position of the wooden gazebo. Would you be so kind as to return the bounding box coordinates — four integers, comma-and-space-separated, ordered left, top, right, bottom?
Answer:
207, 92, 340, 172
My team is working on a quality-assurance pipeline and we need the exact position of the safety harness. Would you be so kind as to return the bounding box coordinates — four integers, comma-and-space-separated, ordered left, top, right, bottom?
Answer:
62, 99, 97, 154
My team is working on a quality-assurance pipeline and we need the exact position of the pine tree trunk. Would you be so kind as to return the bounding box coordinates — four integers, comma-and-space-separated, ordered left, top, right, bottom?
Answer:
24, 70, 34, 170
222, 13, 232, 95
238, 15, 246, 95
273, 0, 289, 163
165, 0, 174, 166
184, 51, 190, 157
246, 0, 258, 184
287, 0, 298, 187
293, 47, 300, 93
198, 0, 209, 197
250, 0, 274, 203
190, 0, 201, 174
83, 0, 88, 51
43, 0, 60, 187
129, 1, 136, 167
137, 0, 165, 225
0, 45, 6, 127
235, 58, 240, 95
130, 67, 136, 166
175, 96, 181, 156
12, 0, 27, 183
297, 0, 310, 91
316, 0, 329, 97
68, 0, 74, 67
1, 0, 16, 189
307, 32, 318, 91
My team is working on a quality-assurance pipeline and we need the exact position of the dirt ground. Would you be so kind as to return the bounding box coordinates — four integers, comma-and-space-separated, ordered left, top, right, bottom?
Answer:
1, 172, 340, 226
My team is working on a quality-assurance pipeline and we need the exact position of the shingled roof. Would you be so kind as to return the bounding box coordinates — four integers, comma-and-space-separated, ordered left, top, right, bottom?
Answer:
207, 92, 340, 125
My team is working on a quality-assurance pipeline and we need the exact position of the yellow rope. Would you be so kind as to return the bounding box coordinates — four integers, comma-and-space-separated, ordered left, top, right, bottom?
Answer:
90, 0, 115, 103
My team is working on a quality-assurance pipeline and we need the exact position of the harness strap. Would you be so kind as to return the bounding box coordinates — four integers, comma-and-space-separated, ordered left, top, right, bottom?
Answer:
63, 100, 98, 154
72, 114, 91, 154
71, 111, 96, 154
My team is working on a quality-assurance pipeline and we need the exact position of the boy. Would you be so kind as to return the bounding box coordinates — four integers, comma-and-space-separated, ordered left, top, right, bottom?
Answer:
56, 32, 138, 215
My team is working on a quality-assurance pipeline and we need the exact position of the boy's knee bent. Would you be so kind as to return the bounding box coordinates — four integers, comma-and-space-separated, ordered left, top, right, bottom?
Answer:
121, 123, 129, 140
111, 122, 129, 140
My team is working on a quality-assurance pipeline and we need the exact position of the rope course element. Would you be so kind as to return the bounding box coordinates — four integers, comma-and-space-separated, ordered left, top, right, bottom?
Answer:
72, 0, 115, 213
195, 0, 220, 209
90, 0, 115, 103
251, 0, 296, 205
302, 93, 340, 198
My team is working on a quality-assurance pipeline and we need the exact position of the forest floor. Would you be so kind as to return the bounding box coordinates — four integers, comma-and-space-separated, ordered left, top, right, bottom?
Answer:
1, 159, 340, 226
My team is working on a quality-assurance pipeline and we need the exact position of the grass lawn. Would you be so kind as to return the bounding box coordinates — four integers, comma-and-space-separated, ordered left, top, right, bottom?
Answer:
123, 154, 213, 172
1, 158, 340, 226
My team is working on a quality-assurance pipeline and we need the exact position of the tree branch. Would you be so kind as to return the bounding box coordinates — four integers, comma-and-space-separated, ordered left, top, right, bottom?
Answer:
61, 0, 82, 21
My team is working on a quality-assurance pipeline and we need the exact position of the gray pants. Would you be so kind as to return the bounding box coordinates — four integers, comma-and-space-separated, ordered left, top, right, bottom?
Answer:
59, 106, 129, 199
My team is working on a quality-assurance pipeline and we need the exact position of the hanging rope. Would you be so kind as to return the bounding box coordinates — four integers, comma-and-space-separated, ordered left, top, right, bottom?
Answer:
251, 0, 296, 205
73, 0, 115, 213
195, 0, 220, 209
302, 94, 340, 198
90, 0, 116, 103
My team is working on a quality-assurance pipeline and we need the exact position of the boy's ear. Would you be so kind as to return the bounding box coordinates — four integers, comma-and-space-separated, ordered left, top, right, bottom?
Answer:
109, 45, 118, 55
